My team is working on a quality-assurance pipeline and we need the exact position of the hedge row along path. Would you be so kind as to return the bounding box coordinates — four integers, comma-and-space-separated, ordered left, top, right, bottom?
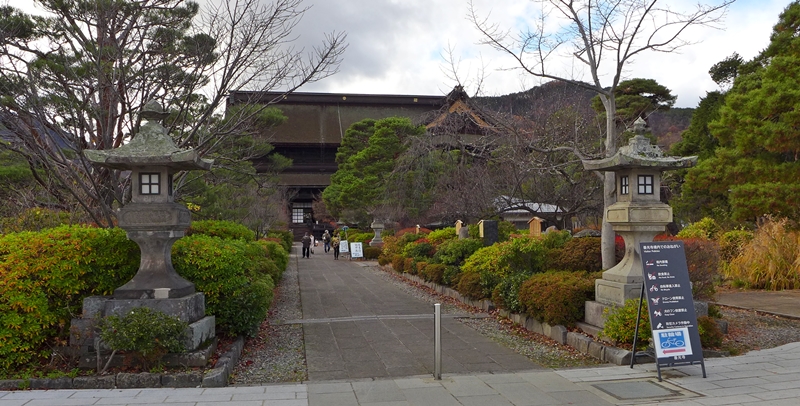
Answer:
290, 249, 543, 380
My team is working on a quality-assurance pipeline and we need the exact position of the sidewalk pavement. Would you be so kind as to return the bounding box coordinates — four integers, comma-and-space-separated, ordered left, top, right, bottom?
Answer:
3, 247, 800, 405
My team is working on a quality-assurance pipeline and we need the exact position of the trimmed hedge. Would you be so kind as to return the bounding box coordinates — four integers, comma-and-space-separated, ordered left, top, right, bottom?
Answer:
266, 230, 293, 253
546, 237, 602, 272
189, 220, 255, 241
173, 235, 274, 337
518, 271, 600, 327
0, 225, 139, 371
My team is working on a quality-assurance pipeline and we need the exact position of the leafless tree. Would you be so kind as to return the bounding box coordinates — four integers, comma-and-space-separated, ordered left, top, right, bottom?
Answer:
0, 0, 345, 226
468, 0, 734, 267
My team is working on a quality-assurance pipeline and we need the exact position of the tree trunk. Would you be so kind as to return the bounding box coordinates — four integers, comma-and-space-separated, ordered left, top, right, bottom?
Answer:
601, 95, 618, 270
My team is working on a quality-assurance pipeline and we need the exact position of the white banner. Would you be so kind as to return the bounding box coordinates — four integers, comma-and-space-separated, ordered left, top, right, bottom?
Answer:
339, 240, 349, 253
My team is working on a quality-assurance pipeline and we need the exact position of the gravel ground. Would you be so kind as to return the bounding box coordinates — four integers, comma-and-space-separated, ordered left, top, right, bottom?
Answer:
230, 260, 800, 384
716, 305, 800, 354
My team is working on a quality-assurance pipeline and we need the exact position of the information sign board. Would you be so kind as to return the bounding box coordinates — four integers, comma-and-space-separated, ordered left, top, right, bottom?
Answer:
640, 241, 705, 378
350, 242, 363, 258
339, 240, 349, 253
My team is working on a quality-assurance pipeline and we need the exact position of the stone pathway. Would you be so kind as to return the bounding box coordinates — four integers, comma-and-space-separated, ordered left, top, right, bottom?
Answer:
296, 249, 542, 380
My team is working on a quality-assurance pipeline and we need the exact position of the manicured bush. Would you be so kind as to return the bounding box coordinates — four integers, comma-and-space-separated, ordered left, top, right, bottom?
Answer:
697, 316, 724, 349
455, 271, 483, 300
422, 264, 447, 285
189, 220, 255, 241
491, 272, 530, 313
348, 231, 373, 244
601, 299, 651, 349
442, 266, 461, 287
395, 227, 432, 237
427, 227, 457, 245
677, 217, 721, 240
726, 217, 800, 290
518, 271, 600, 327
458, 237, 551, 300
266, 229, 293, 252
546, 237, 602, 272
98, 307, 187, 370
402, 238, 435, 260
0, 225, 139, 371
681, 238, 721, 301
404, 257, 416, 275
363, 246, 381, 260
432, 238, 483, 267
258, 240, 289, 275
391, 254, 405, 273
172, 235, 274, 337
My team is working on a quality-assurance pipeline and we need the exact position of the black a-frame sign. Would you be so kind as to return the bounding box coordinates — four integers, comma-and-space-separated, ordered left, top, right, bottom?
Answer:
633, 241, 706, 381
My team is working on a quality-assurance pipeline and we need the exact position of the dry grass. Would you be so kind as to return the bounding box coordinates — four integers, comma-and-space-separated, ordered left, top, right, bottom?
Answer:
726, 218, 800, 290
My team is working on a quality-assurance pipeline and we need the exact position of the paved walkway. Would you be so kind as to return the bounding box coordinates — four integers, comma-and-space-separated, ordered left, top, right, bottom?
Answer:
295, 246, 541, 380
4, 249, 800, 405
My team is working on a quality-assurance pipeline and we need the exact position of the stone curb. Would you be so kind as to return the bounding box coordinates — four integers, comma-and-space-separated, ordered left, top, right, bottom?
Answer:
396, 270, 635, 366
0, 337, 245, 390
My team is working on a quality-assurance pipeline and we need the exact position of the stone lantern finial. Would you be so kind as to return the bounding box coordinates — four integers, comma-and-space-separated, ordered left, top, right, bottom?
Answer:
141, 100, 170, 122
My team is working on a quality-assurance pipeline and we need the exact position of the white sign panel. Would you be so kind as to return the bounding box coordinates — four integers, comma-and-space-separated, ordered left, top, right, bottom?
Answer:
653, 327, 693, 358
339, 240, 349, 253
351, 242, 363, 258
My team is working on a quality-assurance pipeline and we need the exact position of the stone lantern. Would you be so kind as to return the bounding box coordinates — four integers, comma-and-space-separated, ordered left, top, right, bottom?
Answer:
72, 101, 215, 368
370, 220, 384, 247
85, 101, 212, 299
582, 118, 696, 310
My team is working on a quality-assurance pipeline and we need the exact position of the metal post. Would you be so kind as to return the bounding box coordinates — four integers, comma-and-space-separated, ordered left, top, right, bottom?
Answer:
434, 303, 442, 380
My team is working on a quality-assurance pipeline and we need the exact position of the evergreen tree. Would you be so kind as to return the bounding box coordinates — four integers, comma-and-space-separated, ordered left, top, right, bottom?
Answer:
681, 1, 800, 222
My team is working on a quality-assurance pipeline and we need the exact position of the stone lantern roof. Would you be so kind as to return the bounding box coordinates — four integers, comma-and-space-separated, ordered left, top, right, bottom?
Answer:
84, 100, 213, 171
582, 118, 697, 172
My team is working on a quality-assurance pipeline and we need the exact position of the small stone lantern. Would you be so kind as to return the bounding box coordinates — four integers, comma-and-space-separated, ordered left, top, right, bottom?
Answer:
370, 220, 384, 247
582, 118, 696, 308
85, 101, 212, 299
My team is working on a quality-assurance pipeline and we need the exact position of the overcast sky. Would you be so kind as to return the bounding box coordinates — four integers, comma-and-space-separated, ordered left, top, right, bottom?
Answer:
13, 0, 795, 108
286, 0, 793, 108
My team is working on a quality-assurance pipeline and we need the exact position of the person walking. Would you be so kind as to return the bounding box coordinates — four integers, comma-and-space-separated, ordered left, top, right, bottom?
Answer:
301, 232, 312, 258
322, 230, 331, 253
331, 233, 341, 260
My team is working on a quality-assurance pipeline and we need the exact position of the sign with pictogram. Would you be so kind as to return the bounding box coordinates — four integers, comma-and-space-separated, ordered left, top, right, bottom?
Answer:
640, 241, 706, 379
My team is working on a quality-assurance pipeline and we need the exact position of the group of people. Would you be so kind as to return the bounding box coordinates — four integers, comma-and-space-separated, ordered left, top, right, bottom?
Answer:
301, 229, 343, 259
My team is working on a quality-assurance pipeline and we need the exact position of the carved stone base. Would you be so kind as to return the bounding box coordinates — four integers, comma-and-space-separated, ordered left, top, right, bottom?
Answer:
595, 278, 643, 307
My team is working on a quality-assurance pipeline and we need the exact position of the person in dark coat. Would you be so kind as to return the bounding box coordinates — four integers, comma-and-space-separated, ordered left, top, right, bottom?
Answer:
331, 233, 341, 260
301, 232, 312, 258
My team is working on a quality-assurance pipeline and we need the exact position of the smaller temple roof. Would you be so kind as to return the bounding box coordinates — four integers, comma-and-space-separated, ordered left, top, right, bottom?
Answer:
582, 118, 697, 172
85, 101, 212, 171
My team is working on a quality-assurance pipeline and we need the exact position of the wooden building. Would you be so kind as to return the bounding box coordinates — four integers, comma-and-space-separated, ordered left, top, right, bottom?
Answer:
227, 91, 447, 238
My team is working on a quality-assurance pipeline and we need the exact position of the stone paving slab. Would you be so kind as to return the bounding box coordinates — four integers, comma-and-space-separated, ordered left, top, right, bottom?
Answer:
297, 251, 542, 380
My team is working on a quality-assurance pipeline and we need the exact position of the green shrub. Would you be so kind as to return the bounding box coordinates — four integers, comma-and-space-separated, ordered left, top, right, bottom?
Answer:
455, 272, 483, 300
442, 266, 461, 286
404, 257, 416, 275
541, 230, 572, 249
0, 225, 139, 371
677, 217, 720, 240
363, 246, 381, 260
491, 272, 530, 313
189, 220, 255, 241
266, 230, 293, 252
601, 299, 651, 349
422, 264, 447, 285
258, 240, 289, 274
518, 271, 599, 327
172, 235, 273, 336
348, 232, 373, 243
427, 227, 457, 245
433, 238, 483, 267
98, 307, 188, 369
391, 254, 405, 273
718, 229, 754, 262
402, 239, 435, 260
458, 237, 550, 299
378, 236, 402, 265
697, 316, 724, 349
546, 237, 602, 272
